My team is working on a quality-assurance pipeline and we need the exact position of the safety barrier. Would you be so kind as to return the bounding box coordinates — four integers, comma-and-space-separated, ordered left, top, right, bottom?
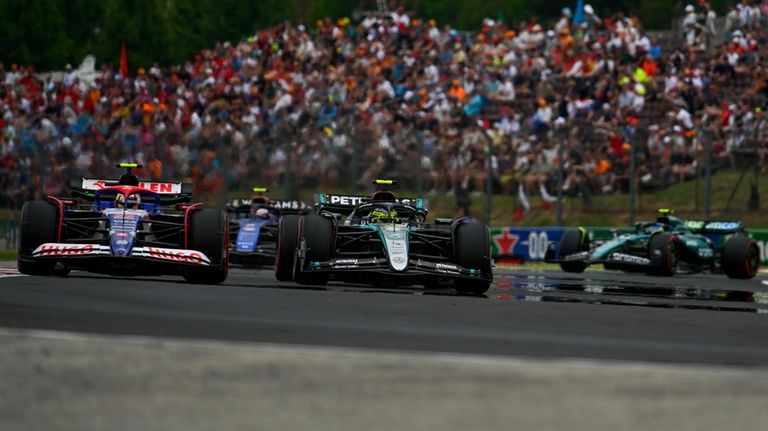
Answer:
491, 226, 768, 265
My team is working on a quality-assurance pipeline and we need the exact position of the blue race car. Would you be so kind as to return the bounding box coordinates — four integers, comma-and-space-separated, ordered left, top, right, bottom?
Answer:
226, 187, 312, 267
18, 163, 229, 283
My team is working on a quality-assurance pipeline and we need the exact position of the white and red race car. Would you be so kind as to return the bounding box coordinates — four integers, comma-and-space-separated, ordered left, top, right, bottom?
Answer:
18, 163, 228, 284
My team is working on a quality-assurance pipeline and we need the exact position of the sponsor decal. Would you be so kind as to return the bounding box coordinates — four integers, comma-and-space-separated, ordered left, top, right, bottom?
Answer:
705, 221, 740, 231
393, 257, 406, 264
435, 263, 459, 271
329, 195, 365, 206
145, 247, 206, 264
335, 259, 358, 265
698, 248, 714, 258
609, 253, 650, 265
271, 200, 307, 210
35, 244, 96, 256
493, 229, 519, 255
525, 231, 550, 260
564, 251, 588, 261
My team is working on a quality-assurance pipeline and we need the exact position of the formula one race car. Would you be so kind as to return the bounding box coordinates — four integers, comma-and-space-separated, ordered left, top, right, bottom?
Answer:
226, 187, 312, 267
18, 163, 229, 283
274, 180, 493, 294
547, 209, 759, 279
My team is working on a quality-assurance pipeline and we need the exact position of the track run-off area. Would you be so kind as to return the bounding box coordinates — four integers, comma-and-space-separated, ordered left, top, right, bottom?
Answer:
2, 265, 768, 430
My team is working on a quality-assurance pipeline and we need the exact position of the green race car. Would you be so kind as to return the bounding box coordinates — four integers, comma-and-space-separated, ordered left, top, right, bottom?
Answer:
547, 210, 760, 279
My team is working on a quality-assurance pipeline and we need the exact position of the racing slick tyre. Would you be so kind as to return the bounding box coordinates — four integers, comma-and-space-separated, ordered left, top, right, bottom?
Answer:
454, 222, 492, 294
18, 200, 67, 276
647, 233, 678, 276
559, 229, 588, 273
294, 215, 332, 286
184, 209, 228, 284
275, 215, 301, 281
722, 235, 760, 279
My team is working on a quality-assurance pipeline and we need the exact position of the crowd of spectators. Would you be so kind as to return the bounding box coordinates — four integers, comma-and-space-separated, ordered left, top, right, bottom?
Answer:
1, 2, 768, 209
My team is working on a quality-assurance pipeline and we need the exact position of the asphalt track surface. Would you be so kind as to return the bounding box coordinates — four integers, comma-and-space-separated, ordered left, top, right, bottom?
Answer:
2, 266, 767, 366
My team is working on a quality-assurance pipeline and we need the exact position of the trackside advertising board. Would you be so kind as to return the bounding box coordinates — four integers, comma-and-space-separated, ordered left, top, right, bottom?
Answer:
490, 226, 768, 264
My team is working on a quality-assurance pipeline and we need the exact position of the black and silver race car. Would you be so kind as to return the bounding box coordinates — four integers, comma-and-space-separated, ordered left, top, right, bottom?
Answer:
274, 180, 493, 294
18, 163, 229, 283
226, 187, 312, 267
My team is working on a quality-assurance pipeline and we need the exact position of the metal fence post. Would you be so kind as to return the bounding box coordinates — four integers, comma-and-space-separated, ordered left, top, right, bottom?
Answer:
480, 127, 493, 226
629, 133, 637, 225
704, 127, 712, 219
556, 130, 565, 226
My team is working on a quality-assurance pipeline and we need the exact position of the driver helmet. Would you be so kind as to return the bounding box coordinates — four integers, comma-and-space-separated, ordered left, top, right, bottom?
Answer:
645, 222, 666, 234
126, 194, 141, 209
253, 207, 270, 219
114, 194, 125, 208
370, 208, 399, 223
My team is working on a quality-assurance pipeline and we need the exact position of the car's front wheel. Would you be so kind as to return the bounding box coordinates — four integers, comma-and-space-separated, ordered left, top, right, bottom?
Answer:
275, 215, 300, 281
18, 200, 64, 276
454, 222, 492, 294
559, 229, 589, 273
647, 233, 678, 276
294, 215, 333, 286
184, 209, 228, 284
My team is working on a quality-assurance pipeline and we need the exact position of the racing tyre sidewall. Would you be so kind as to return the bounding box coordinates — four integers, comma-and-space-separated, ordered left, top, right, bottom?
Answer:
275, 215, 301, 281
294, 215, 332, 285
184, 209, 228, 284
18, 200, 59, 276
559, 229, 588, 273
647, 233, 677, 276
454, 222, 492, 294
723, 235, 759, 279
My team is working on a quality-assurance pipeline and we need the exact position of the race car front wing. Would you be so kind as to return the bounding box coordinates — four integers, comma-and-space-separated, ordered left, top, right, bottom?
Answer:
31, 243, 211, 266
302, 256, 487, 279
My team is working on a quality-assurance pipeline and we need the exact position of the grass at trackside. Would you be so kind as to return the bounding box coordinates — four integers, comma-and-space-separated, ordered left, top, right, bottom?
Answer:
422, 170, 768, 228
0, 250, 16, 261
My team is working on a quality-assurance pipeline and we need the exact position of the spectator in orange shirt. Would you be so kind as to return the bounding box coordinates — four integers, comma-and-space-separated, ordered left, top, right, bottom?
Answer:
448, 80, 466, 103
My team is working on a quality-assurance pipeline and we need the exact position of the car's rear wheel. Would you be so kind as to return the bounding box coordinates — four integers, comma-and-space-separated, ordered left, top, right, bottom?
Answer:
275, 215, 300, 281
722, 235, 759, 279
294, 215, 333, 285
184, 209, 228, 284
18, 200, 67, 276
454, 222, 492, 294
559, 229, 588, 273
647, 233, 678, 276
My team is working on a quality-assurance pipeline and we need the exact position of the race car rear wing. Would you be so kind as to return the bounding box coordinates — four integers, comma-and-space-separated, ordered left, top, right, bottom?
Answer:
77, 178, 191, 194
685, 220, 745, 234
69, 178, 194, 204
